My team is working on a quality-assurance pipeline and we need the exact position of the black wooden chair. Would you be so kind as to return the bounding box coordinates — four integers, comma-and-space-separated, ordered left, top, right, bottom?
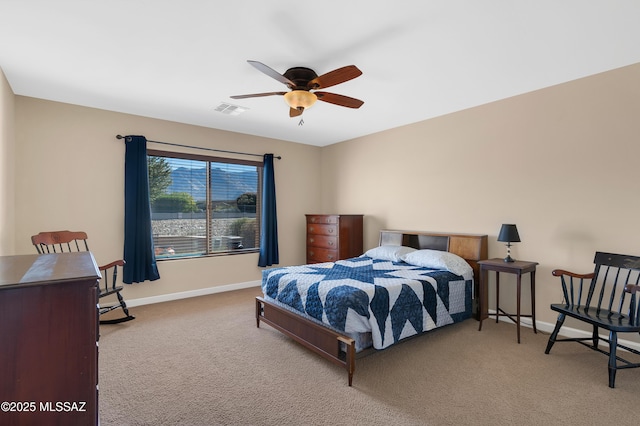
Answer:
545, 251, 640, 387
31, 230, 135, 324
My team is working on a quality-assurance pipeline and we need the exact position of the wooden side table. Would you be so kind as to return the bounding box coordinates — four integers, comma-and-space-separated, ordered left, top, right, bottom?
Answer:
477, 258, 539, 343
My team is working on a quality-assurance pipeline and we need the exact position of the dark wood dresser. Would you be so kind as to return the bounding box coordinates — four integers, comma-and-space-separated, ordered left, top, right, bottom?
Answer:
306, 214, 364, 263
0, 252, 101, 426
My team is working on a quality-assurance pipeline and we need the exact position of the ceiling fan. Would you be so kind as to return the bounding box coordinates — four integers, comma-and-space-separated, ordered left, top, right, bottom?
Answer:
230, 60, 364, 118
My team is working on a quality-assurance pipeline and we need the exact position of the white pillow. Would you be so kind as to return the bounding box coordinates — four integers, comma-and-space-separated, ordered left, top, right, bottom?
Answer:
362, 245, 417, 262
401, 249, 473, 277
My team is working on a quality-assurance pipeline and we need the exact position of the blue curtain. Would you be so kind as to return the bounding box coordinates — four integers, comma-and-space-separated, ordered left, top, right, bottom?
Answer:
123, 135, 160, 283
258, 154, 279, 267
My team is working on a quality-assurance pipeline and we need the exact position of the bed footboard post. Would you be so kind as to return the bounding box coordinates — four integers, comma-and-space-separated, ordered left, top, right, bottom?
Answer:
338, 336, 356, 386
256, 297, 262, 328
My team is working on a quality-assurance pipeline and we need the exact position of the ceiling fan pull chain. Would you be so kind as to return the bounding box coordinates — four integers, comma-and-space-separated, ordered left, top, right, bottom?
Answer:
298, 118, 304, 126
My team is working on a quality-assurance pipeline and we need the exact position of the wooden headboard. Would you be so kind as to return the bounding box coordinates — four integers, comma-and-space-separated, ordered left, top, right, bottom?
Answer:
378, 229, 488, 294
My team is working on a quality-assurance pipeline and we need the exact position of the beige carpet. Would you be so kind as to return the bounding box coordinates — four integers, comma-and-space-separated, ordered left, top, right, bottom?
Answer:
98, 287, 639, 426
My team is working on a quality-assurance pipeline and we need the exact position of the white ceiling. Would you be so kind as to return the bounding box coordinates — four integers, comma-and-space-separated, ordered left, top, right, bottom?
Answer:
1, 1, 639, 147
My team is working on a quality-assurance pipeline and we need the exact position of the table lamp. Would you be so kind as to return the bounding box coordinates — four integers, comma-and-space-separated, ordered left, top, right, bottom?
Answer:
497, 224, 520, 262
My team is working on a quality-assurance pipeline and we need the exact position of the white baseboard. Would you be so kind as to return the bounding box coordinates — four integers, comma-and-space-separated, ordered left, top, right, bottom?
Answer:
489, 310, 640, 353
125, 280, 261, 307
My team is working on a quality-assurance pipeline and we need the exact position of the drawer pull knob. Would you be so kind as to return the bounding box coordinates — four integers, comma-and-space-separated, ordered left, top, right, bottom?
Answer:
309, 238, 315, 243
328, 229, 334, 233
327, 255, 334, 260
309, 226, 314, 232
328, 241, 334, 246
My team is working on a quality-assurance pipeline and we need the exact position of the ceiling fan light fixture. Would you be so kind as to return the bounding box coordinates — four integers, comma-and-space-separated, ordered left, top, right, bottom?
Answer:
284, 90, 317, 110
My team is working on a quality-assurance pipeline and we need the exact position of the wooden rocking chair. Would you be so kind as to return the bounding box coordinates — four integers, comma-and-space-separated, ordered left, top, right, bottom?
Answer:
31, 230, 135, 324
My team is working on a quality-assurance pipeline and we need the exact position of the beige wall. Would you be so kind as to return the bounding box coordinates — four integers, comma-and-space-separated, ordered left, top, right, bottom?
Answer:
0, 67, 15, 256
321, 62, 640, 329
13, 97, 321, 301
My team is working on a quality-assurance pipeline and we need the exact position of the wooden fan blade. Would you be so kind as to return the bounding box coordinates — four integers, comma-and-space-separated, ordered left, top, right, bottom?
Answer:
308, 65, 362, 90
289, 107, 303, 117
230, 92, 287, 99
247, 60, 295, 87
315, 92, 364, 109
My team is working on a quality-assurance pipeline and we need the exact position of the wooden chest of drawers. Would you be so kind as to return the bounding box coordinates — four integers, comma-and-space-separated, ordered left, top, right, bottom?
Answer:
306, 214, 363, 263
0, 252, 101, 425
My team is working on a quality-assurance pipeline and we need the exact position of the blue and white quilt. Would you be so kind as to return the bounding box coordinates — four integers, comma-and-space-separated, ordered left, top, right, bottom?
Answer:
261, 256, 473, 350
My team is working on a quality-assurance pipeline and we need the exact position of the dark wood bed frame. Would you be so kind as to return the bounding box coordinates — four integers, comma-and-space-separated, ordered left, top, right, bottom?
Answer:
255, 229, 488, 386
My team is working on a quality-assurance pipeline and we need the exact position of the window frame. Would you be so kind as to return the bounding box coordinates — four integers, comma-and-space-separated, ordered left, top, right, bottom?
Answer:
148, 148, 262, 260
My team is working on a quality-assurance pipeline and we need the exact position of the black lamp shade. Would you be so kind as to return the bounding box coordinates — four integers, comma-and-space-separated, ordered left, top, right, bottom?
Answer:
497, 224, 521, 243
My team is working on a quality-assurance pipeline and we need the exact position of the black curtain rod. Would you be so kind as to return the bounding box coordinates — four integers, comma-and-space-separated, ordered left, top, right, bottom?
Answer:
116, 135, 281, 160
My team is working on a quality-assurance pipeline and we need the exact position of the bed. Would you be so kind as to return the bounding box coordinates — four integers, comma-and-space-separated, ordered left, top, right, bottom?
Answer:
255, 229, 488, 385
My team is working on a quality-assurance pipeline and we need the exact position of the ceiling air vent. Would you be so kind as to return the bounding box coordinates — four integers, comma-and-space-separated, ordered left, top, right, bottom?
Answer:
214, 103, 248, 116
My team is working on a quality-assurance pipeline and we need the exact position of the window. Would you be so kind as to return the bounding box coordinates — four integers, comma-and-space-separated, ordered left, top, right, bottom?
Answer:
147, 149, 262, 259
